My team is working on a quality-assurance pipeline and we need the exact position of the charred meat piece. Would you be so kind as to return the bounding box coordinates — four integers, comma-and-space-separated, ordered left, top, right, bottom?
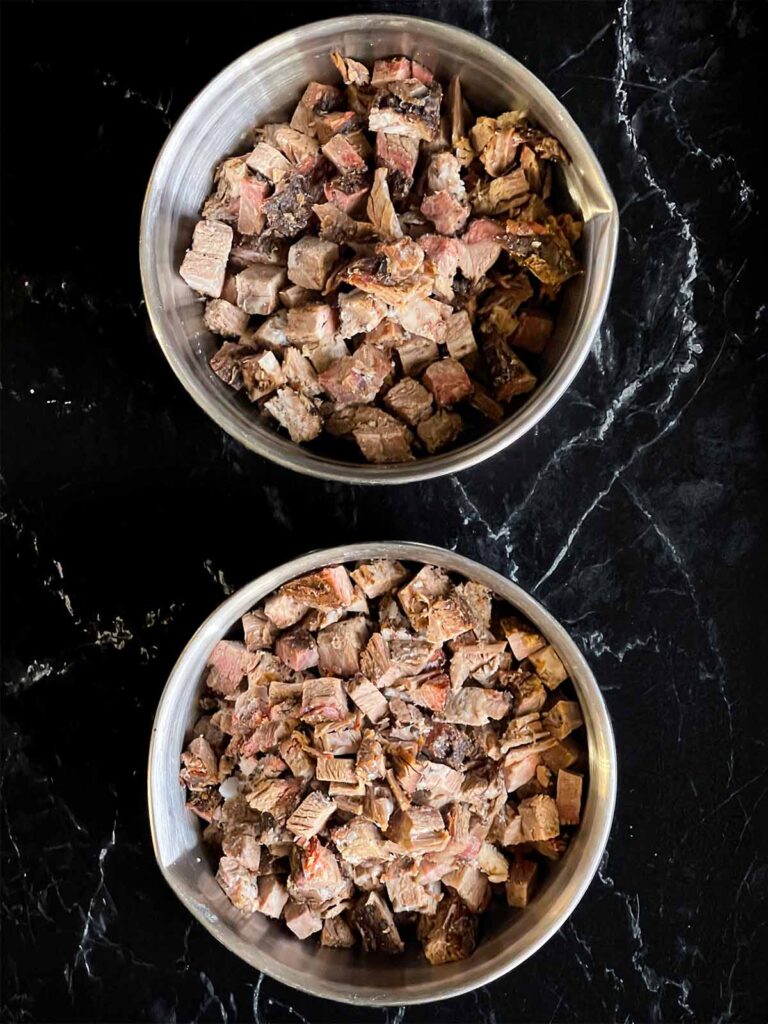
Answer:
500, 221, 580, 287
318, 344, 392, 406
482, 335, 537, 402
352, 892, 405, 953
418, 892, 478, 964
369, 79, 443, 142
264, 387, 323, 443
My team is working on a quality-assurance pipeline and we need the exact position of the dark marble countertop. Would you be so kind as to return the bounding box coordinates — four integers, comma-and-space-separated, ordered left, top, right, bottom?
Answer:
2, 1, 765, 1021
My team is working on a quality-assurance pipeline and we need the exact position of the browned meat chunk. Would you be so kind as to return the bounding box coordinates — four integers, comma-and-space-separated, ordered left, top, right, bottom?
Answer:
372, 57, 412, 86
505, 858, 538, 908
398, 298, 450, 344
321, 915, 356, 947
241, 351, 285, 402
366, 167, 403, 241
503, 668, 547, 715
417, 410, 462, 454
312, 202, 376, 244
384, 378, 434, 426
369, 79, 442, 142
376, 131, 420, 180
500, 221, 580, 287
337, 289, 387, 340
284, 303, 338, 345
288, 837, 352, 910
323, 170, 371, 216
180, 736, 219, 791
242, 610, 279, 651
501, 616, 547, 661
482, 335, 537, 402
513, 309, 554, 354
352, 892, 404, 954
527, 645, 568, 689
318, 344, 392, 406
352, 407, 415, 464
346, 676, 389, 724
387, 806, 449, 854
443, 311, 477, 361
418, 893, 478, 964
264, 387, 323, 443
421, 190, 470, 235
235, 265, 287, 315
209, 342, 251, 390
206, 640, 256, 696
440, 688, 512, 727
204, 298, 250, 338
556, 769, 583, 826
317, 617, 370, 677
330, 51, 370, 86
180, 220, 234, 297
287, 237, 339, 291
458, 218, 503, 280
275, 627, 318, 672
286, 791, 337, 841
281, 566, 354, 611
519, 794, 560, 841
396, 336, 439, 377
350, 560, 409, 599
301, 677, 349, 724
543, 700, 583, 740
422, 358, 473, 407
443, 863, 491, 913
449, 642, 507, 690
282, 347, 322, 398
247, 142, 292, 183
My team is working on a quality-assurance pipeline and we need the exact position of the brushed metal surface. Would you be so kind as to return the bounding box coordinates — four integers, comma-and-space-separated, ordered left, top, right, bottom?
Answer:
148, 542, 617, 1005
139, 15, 619, 484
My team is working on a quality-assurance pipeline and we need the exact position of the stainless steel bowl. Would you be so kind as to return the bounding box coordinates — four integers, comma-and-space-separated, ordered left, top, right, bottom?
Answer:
140, 15, 618, 485
148, 542, 616, 1005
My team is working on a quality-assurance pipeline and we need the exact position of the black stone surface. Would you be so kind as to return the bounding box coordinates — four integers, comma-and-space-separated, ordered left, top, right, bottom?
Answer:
2, 2, 765, 1021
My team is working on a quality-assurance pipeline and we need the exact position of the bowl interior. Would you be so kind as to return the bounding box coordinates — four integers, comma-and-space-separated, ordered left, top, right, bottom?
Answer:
140, 16, 618, 483
148, 542, 616, 1004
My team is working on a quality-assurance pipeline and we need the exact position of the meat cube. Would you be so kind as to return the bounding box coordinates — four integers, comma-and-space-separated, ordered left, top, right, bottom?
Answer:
287, 237, 339, 291
279, 284, 318, 309
321, 915, 356, 947
384, 862, 441, 915
421, 191, 470, 235
284, 900, 323, 939
422, 358, 473, 407
315, 755, 358, 785
345, 676, 389, 724
287, 838, 352, 911
317, 617, 370, 677
275, 627, 318, 671
396, 335, 439, 376
540, 736, 582, 773
356, 731, 387, 780
398, 298, 450, 344
419, 234, 464, 297
221, 829, 262, 873
426, 153, 465, 196
384, 378, 434, 427
359, 633, 397, 686
206, 640, 257, 697
240, 351, 285, 402
236, 177, 271, 235
350, 559, 409, 599
377, 237, 424, 282
375, 131, 420, 178
264, 387, 323, 443
500, 221, 580, 287
318, 344, 391, 406
180, 250, 227, 298
235, 265, 287, 315
301, 677, 349, 723
513, 309, 555, 354
216, 856, 261, 913
387, 806, 449, 854
366, 167, 403, 241
282, 346, 322, 398
527, 645, 568, 689
204, 299, 250, 338
449, 642, 507, 690
352, 407, 415, 464
478, 127, 520, 177
425, 591, 475, 643
501, 616, 547, 661
209, 342, 251, 390
263, 591, 309, 630
443, 311, 477, 361
246, 777, 303, 821
469, 382, 505, 423
284, 303, 338, 345
242, 610, 279, 651
519, 794, 560, 841
415, 760, 464, 805
556, 769, 583, 826
322, 133, 366, 174
443, 863, 491, 913
330, 51, 370, 86
482, 335, 537, 402
286, 791, 337, 841
471, 169, 529, 217
418, 893, 478, 964
251, 310, 289, 351
180, 736, 219, 791
398, 565, 452, 631
191, 219, 234, 261
281, 566, 355, 609
439, 688, 511, 726
323, 171, 371, 216
331, 818, 391, 865
337, 289, 387, 340
505, 859, 538, 908
499, 713, 555, 755
368, 79, 442, 142
490, 803, 525, 847
503, 668, 547, 715
352, 892, 404, 954
304, 336, 350, 374
372, 57, 412, 86
459, 218, 503, 280
543, 700, 584, 740
246, 142, 292, 183
297, 80, 344, 116
313, 109, 360, 145
279, 733, 315, 781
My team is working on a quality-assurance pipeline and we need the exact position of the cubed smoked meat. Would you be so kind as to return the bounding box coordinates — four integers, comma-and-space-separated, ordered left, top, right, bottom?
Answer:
556, 769, 583, 825
417, 410, 462, 454
264, 387, 322, 443
235, 265, 287, 315
422, 358, 473, 407
287, 236, 339, 291
482, 335, 537, 402
527, 645, 568, 689
384, 378, 434, 426
204, 298, 250, 338
505, 859, 538, 908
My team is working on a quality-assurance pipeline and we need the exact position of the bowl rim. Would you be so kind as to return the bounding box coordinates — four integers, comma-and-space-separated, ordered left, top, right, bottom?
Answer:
147, 541, 617, 1005
139, 14, 619, 485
